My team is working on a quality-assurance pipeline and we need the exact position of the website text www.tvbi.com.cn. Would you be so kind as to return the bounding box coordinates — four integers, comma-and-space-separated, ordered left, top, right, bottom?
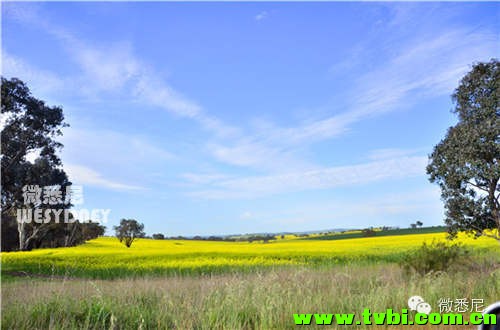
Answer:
293, 298, 500, 327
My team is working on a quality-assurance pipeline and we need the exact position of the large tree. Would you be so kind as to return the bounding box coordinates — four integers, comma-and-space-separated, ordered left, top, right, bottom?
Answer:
1, 77, 69, 250
1, 78, 107, 251
427, 59, 499, 241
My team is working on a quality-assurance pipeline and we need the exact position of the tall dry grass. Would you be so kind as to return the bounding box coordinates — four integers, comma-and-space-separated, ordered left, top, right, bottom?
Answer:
2, 262, 499, 329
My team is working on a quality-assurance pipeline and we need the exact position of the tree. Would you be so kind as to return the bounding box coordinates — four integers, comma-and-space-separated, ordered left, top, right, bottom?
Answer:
152, 233, 165, 240
416, 221, 423, 228
114, 219, 145, 247
81, 222, 106, 241
1, 77, 71, 250
427, 59, 499, 241
362, 228, 376, 237
32, 221, 106, 249
410, 223, 417, 229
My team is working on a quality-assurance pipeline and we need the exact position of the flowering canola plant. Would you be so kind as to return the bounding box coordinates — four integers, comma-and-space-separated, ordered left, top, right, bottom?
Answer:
2, 232, 497, 279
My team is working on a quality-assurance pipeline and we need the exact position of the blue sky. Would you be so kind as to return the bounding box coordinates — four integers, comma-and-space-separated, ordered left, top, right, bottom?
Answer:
2, 2, 499, 236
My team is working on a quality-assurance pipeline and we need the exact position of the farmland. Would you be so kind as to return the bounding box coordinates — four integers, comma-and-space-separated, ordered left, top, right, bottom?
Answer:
2, 231, 497, 279
1, 231, 499, 329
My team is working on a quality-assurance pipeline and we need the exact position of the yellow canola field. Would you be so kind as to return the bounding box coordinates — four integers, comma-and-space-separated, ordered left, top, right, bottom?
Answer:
2, 232, 498, 278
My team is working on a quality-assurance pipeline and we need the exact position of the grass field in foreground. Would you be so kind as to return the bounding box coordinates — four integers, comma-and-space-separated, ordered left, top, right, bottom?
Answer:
2, 263, 499, 329
2, 231, 498, 279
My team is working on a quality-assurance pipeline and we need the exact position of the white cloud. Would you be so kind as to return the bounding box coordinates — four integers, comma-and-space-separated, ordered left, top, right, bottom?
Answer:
204, 26, 496, 172
255, 11, 268, 21
64, 164, 144, 191
1, 52, 67, 96
240, 211, 253, 219
74, 43, 141, 93
276, 29, 496, 144
61, 128, 175, 168
367, 148, 426, 161
3, 6, 238, 138
5, 4, 497, 194
261, 187, 443, 229
181, 173, 231, 185
133, 73, 201, 118
2, 3, 40, 26
207, 139, 314, 171
188, 155, 428, 199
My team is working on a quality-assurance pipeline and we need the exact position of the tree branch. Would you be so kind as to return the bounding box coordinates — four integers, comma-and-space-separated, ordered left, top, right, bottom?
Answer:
465, 180, 489, 193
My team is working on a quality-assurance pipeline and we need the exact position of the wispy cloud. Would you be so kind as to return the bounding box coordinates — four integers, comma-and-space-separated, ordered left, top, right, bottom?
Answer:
240, 211, 253, 220
275, 29, 496, 143
133, 74, 238, 137
2, 52, 67, 96
61, 128, 175, 169
367, 148, 426, 161
248, 186, 442, 230
205, 26, 497, 172
7, 3, 495, 175
60, 129, 167, 191
4, 3, 497, 201
254, 11, 268, 21
187, 156, 427, 199
207, 139, 314, 171
181, 173, 232, 185
65, 164, 144, 191
3, 4, 238, 138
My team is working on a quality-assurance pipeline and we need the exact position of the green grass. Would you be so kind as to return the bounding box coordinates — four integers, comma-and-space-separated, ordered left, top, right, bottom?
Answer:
2, 230, 499, 329
305, 226, 447, 241
2, 263, 499, 329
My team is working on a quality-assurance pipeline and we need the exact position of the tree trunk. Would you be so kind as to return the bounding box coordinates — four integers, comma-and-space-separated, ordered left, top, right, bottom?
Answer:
17, 221, 26, 251
487, 178, 499, 242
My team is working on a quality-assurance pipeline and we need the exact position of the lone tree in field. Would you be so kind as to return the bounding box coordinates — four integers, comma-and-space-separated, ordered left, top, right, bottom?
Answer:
114, 219, 145, 247
427, 59, 499, 242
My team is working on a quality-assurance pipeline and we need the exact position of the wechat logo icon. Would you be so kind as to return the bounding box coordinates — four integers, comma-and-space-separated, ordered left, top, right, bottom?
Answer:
408, 296, 432, 314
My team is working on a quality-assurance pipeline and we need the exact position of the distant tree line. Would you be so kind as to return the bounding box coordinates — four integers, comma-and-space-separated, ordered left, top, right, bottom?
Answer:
2, 220, 105, 251
410, 221, 424, 229
150, 233, 277, 243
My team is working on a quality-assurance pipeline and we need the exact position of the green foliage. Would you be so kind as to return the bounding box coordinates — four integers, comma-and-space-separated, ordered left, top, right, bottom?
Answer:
427, 59, 500, 240
152, 233, 165, 240
1, 77, 75, 251
400, 240, 471, 276
114, 219, 145, 247
305, 226, 446, 241
362, 228, 376, 237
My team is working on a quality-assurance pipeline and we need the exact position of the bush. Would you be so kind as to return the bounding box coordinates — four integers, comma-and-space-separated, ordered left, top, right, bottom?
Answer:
152, 233, 165, 240
362, 228, 376, 237
400, 240, 470, 276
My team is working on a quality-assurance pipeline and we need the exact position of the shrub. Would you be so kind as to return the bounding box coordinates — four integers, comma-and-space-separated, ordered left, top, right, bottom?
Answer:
362, 228, 376, 237
400, 240, 470, 276
152, 233, 165, 240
